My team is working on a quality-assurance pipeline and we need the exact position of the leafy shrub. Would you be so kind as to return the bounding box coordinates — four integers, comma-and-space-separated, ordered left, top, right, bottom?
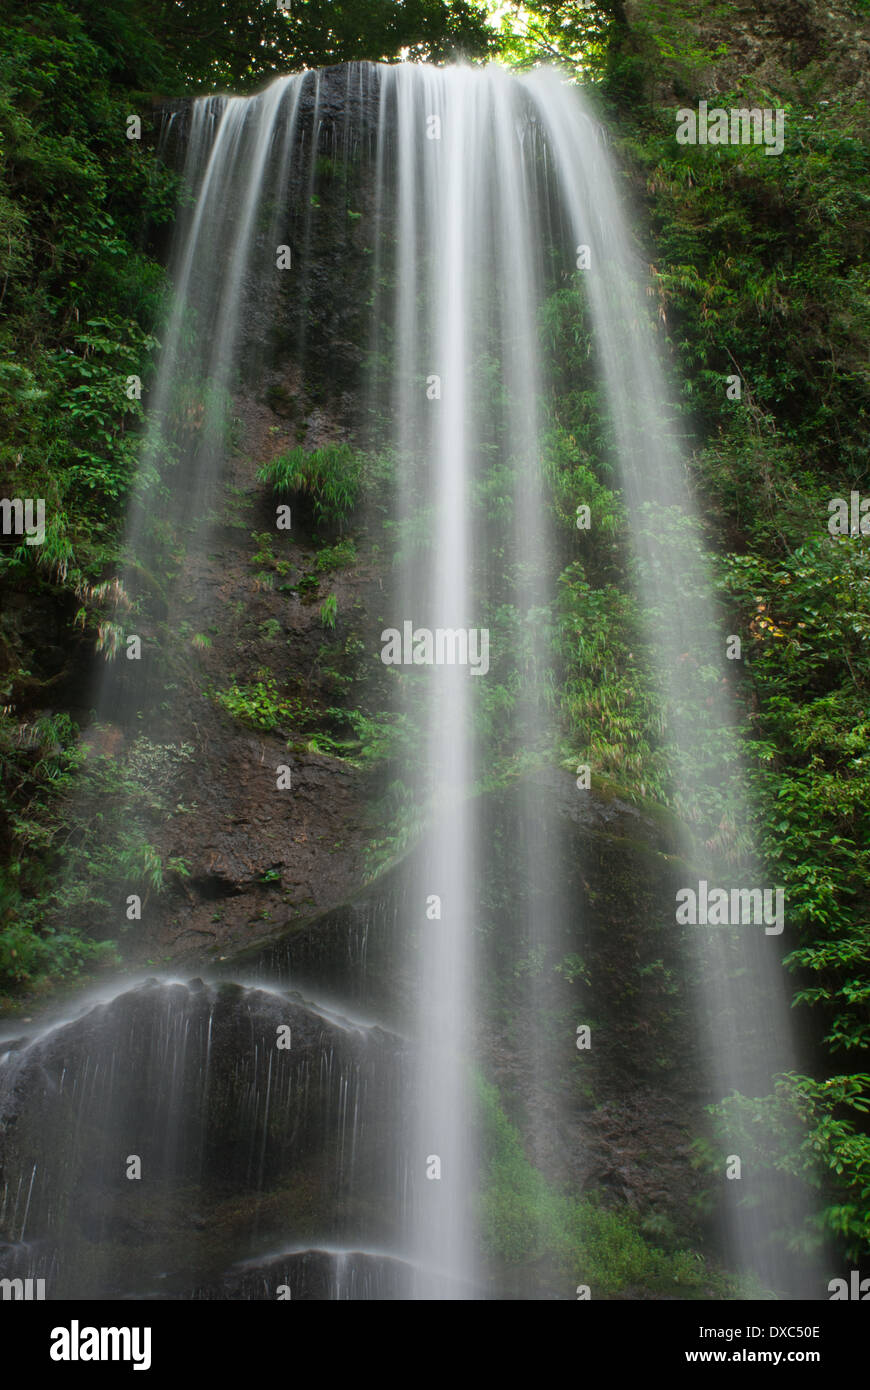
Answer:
258, 444, 364, 528
214, 674, 303, 732
315, 537, 357, 572
319, 593, 338, 629
711, 1074, 870, 1264
0, 716, 194, 996
477, 1077, 738, 1296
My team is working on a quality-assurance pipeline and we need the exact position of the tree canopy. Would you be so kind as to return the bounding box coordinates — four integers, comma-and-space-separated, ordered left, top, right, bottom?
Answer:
51, 0, 497, 93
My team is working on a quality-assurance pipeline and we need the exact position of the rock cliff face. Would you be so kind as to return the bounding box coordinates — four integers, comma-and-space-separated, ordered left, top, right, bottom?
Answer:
89, 67, 393, 970
0, 979, 407, 1298
621, 0, 870, 104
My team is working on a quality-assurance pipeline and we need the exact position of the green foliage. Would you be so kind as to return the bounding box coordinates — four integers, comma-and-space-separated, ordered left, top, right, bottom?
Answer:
535, 288, 678, 809
214, 674, 303, 732
551, 554, 670, 805
258, 444, 364, 529
0, 8, 176, 593
630, 101, 870, 477
214, 671, 404, 774
364, 779, 427, 878
719, 535, 870, 1058
554, 953, 593, 988
523, 0, 870, 1264
249, 530, 293, 580
541, 420, 623, 543
303, 707, 405, 767
711, 1074, 870, 1263
0, 714, 194, 996
314, 537, 357, 572
148, 0, 495, 92
319, 593, 338, 629
477, 1077, 738, 1295
486, 1, 617, 77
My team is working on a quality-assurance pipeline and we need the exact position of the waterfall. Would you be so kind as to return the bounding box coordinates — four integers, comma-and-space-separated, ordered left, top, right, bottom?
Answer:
0, 61, 818, 1301
520, 70, 810, 1292
370, 62, 809, 1296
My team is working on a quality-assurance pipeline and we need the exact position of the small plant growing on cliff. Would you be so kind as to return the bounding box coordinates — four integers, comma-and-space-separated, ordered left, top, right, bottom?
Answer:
315, 537, 357, 572
320, 593, 338, 629
258, 444, 363, 529
214, 675, 302, 731
250, 531, 291, 577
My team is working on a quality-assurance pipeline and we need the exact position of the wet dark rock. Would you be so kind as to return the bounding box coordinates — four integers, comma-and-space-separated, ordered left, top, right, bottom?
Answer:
186, 1247, 414, 1301
0, 979, 407, 1299
156, 63, 384, 167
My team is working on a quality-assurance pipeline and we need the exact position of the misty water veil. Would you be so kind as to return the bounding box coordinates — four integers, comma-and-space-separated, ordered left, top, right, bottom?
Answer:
0, 63, 820, 1301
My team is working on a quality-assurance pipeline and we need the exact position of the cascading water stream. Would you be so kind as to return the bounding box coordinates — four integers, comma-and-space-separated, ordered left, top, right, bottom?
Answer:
521, 69, 812, 1291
